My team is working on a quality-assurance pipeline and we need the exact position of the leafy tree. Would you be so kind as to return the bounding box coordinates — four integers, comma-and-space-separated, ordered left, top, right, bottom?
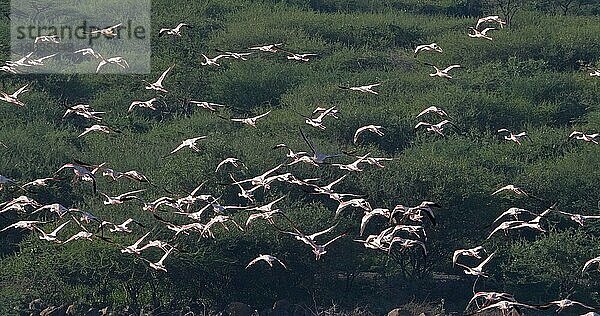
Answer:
482, 0, 529, 25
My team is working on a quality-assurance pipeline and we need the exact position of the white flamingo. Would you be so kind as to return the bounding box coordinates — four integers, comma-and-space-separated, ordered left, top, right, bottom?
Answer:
74, 48, 102, 59
360, 208, 392, 236
414, 43, 442, 57
248, 43, 283, 53
415, 120, 456, 136
473, 300, 540, 316
476, 15, 507, 29
129, 97, 159, 112
302, 106, 337, 130
416, 106, 448, 119
491, 184, 530, 197
388, 237, 427, 256
492, 207, 536, 224
582, 256, 600, 274
159, 23, 192, 37
25, 53, 58, 66
308, 175, 360, 201
33, 203, 70, 218
245, 210, 282, 228
538, 299, 594, 313
121, 232, 151, 255
96, 56, 129, 73
145, 64, 174, 93
62, 231, 93, 244
63, 103, 92, 116
555, 210, 600, 226
215, 158, 245, 172
104, 218, 143, 233
36, 221, 70, 243
215, 49, 252, 60
149, 246, 174, 272
0, 195, 41, 213
63, 104, 104, 121
189, 100, 226, 112
354, 234, 389, 251
497, 129, 530, 144
466, 292, 515, 311
0, 84, 30, 107
487, 220, 523, 239
34, 35, 60, 44
455, 251, 496, 277
331, 153, 371, 172
468, 27, 496, 41
361, 156, 393, 169
273, 143, 309, 160
0, 220, 46, 233
339, 83, 381, 95
380, 224, 427, 241
313, 106, 339, 118
287, 155, 320, 167
285, 52, 318, 62
336, 198, 372, 218
100, 189, 145, 205
353, 125, 384, 144
229, 111, 271, 128
201, 215, 244, 237
122, 170, 152, 184
425, 63, 461, 79
168, 136, 208, 155
569, 131, 598, 144
200, 54, 231, 66
453, 246, 486, 266
88, 23, 123, 38
55, 163, 97, 192
142, 197, 178, 213
300, 129, 342, 164
7, 52, 35, 68
247, 196, 286, 213
0, 65, 19, 74
230, 164, 283, 189
246, 254, 287, 269
282, 223, 346, 260
78, 125, 119, 137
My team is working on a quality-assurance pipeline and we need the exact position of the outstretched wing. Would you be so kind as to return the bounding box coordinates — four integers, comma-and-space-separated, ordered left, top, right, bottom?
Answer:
308, 223, 338, 240
107, 23, 123, 31
274, 256, 288, 269
169, 142, 187, 154
365, 83, 382, 89
158, 28, 170, 37
443, 65, 461, 73
176, 23, 192, 30
481, 27, 496, 35
253, 110, 271, 120
11, 84, 29, 98
245, 256, 264, 269
156, 64, 174, 85
353, 126, 366, 144
416, 106, 436, 118
414, 122, 430, 129
96, 60, 108, 73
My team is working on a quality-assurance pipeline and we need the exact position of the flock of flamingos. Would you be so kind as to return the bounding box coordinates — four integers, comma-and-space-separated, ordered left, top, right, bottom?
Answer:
0, 12, 599, 315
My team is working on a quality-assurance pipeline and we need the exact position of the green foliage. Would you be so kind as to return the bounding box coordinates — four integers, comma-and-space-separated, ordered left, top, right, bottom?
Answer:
0, 0, 599, 314
501, 230, 600, 302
